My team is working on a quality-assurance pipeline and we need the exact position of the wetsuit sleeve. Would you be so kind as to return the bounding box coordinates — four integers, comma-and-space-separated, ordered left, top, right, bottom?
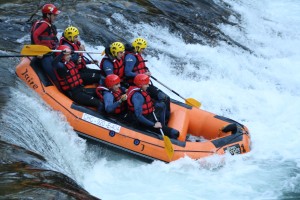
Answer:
102, 60, 114, 76
124, 54, 138, 78
103, 91, 121, 113
52, 53, 69, 77
32, 22, 49, 45
132, 92, 155, 127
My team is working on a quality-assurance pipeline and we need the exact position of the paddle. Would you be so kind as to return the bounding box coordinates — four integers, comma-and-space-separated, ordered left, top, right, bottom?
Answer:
153, 112, 174, 161
150, 76, 201, 108
21, 45, 102, 56
85, 52, 100, 68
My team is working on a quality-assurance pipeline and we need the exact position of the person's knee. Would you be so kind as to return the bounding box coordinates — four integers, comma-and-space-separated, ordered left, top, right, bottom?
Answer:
163, 126, 179, 139
155, 102, 166, 111
157, 91, 168, 101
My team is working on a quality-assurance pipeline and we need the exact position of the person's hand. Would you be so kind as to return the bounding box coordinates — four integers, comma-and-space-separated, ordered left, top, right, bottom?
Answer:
91, 60, 99, 65
153, 122, 162, 129
144, 71, 151, 76
79, 44, 85, 51
62, 49, 71, 54
77, 57, 82, 64
120, 94, 127, 102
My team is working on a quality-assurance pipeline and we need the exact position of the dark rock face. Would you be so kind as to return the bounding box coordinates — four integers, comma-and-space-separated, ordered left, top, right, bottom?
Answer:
0, 0, 248, 53
0, 140, 99, 199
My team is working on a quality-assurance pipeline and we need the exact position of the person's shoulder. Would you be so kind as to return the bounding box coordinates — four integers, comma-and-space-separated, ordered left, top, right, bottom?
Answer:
125, 53, 135, 61
103, 90, 113, 97
103, 59, 113, 66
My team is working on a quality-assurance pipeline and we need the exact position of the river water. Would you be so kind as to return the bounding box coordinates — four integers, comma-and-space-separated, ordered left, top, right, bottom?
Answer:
1, 0, 300, 199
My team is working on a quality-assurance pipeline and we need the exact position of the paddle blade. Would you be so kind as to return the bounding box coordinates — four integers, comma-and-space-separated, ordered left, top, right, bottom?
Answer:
163, 135, 174, 161
185, 98, 201, 108
21, 45, 52, 56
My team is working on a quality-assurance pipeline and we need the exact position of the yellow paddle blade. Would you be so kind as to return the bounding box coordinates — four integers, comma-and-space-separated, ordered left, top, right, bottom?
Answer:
21, 45, 52, 56
185, 98, 201, 108
163, 135, 174, 161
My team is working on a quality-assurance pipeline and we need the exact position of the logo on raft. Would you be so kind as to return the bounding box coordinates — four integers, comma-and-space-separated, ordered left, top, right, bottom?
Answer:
21, 68, 39, 90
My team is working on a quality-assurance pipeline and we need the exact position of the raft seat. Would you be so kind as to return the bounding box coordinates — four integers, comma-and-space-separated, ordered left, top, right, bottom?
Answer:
168, 109, 189, 142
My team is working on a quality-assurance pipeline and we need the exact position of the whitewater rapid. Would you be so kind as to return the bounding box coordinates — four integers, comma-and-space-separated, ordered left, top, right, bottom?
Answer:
81, 1, 300, 199
7, 0, 300, 199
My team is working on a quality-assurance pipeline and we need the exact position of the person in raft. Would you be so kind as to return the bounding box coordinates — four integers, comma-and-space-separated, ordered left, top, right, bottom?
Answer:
126, 74, 179, 139
59, 26, 101, 85
124, 37, 171, 122
99, 42, 126, 86
96, 74, 128, 118
30, 3, 60, 83
52, 45, 101, 108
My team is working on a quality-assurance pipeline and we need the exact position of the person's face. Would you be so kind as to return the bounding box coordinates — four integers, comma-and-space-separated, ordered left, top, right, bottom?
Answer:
116, 51, 124, 60
111, 83, 120, 92
63, 51, 71, 61
50, 14, 57, 22
141, 83, 149, 91
139, 48, 145, 54
73, 35, 79, 43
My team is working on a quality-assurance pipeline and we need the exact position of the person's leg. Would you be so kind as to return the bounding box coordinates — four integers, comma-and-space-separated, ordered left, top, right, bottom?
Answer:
154, 102, 166, 125
162, 126, 179, 139
42, 55, 57, 82
80, 72, 101, 85
148, 84, 171, 122
70, 88, 101, 107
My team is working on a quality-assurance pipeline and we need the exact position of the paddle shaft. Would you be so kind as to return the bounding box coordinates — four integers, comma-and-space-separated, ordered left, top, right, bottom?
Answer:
153, 112, 174, 161
85, 52, 100, 68
52, 50, 99, 54
152, 112, 165, 136
151, 76, 186, 101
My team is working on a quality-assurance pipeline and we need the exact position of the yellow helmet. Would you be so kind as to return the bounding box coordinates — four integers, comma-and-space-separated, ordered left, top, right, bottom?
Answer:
64, 26, 79, 42
132, 37, 147, 53
110, 42, 125, 57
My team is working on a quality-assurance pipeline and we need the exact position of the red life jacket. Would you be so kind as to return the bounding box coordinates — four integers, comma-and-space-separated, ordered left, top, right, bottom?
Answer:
55, 61, 83, 91
96, 86, 126, 114
59, 37, 87, 70
99, 56, 125, 80
127, 86, 154, 115
125, 52, 148, 83
30, 19, 58, 49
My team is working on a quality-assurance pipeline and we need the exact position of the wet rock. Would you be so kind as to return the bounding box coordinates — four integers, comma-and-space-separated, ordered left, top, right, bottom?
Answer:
0, 140, 100, 199
0, 0, 249, 53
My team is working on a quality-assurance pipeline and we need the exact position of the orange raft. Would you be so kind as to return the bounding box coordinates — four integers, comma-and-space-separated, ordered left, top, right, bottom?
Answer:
16, 57, 251, 163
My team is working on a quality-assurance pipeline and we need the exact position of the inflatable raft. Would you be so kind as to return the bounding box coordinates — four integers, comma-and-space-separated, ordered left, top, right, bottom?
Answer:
16, 57, 251, 162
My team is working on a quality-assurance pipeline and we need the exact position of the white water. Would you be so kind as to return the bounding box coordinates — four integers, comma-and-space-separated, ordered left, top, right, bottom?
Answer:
6, 0, 300, 199
81, 1, 300, 199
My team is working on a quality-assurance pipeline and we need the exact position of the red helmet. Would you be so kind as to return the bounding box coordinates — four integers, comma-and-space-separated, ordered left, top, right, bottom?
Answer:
42, 4, 60, 15
105, 74, 121, 88
134, 74, 150, 87
55, 45, 71, 56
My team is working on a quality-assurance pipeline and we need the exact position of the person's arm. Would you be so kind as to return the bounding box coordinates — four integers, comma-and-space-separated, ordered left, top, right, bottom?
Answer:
71, 53, 80, 64
52, 53, 69, 77
102, 60, 114, 76
32, 22, 49, 44
132, 93, 155, 127
103, 91, 121, 113
124, 54, 138, 78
